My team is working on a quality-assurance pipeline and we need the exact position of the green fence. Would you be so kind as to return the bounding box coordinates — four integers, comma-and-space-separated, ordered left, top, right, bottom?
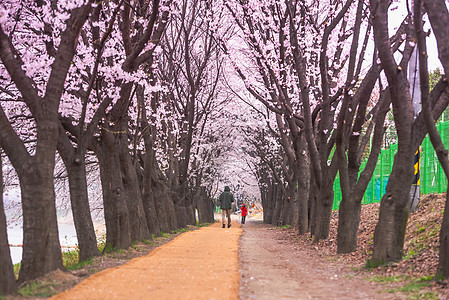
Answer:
332, 120, 449, 209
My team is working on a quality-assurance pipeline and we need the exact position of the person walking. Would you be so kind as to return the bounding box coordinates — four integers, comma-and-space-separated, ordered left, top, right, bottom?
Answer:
218, 186, 234, 228
241, 203, 248, 224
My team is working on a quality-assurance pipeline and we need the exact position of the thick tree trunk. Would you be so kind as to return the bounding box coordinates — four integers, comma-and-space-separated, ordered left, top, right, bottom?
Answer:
371, 157, 414, 263
142, 148, 162, 237
309, 178, 318, 234
152, 170, 177, 232
119, 138, 150, 242
280, 194, 291, 225
174, 183, 189, 228
297, 135, 310, 234
18, 159, 63, 282
0, 156, 17, 294
337, 196, 362, 253
97, 132, 131, 251
313, 177, 334, 242
261, 183, 273, 224
271, 184, 283, 226
290, 184, 300, 229
196, 187, 214, 224
65, 157, 100, 261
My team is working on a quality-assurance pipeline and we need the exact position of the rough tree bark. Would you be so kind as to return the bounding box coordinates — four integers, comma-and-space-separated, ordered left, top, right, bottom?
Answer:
96, 125, 132, 251
57, 137, 100, 261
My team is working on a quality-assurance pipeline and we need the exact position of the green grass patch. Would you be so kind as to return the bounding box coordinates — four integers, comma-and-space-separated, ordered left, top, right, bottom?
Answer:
18, 281, 54, 297
66, 257, 93, 271
171, 227, 188, 234
62, 249, 79, 267
278, 225, 291, 229
408, 291, 439, 299
197, 223, 212, 228
384, 276, 434, 296
142, 239, 153, 245
13, 262, 21, 279
365, 258, 386, 269
367, 275, 409, 283
161, 232, 171, 238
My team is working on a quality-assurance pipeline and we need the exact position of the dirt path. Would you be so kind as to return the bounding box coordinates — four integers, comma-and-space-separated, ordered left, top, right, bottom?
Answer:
52, 221, 241, 299
239, 220, 396, 299
49, 218, 401, 300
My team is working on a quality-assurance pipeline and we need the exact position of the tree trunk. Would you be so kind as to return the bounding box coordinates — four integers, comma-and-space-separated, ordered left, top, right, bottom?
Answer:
271, 184, 283, 226
296, 135, 310, 234
261, 183, 273, 224
196, 187, 214, 224
309, 177, 318, 234
337, 196, 362, 253
313, 176, 334, 242
119, 135, 150, 242
185, 191, 196, 225
65, 157, 100, 261
280, 195, 291, 225
142, 148, 162, 237
0, 156, 17, 294
174, 183, 189, 228
18, 158, 63, 282
97, 130, 131, 251
153, 169, 177, 232
371, 157, 413, 263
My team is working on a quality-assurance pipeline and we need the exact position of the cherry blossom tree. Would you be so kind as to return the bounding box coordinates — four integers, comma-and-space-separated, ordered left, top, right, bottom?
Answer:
0, 0, 93, 282
155, 0, 230, 226
368, 0, 449, 265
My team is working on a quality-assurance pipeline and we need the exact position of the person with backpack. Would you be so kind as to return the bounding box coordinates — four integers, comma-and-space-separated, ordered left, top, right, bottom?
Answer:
241, 203, 248, 224
218, 186, 234, 228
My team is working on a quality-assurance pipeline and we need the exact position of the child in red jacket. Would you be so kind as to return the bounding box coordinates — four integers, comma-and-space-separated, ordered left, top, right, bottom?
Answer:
241, 203, 248, 224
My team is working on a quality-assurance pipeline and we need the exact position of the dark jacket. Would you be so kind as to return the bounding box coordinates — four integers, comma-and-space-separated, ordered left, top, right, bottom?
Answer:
218, 186, 234, 210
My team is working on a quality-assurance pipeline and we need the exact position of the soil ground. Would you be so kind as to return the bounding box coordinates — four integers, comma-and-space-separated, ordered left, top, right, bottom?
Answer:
239, 220, 395, 299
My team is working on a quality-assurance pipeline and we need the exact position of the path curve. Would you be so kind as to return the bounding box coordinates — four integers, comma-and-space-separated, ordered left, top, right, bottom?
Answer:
52, 221, 241, 300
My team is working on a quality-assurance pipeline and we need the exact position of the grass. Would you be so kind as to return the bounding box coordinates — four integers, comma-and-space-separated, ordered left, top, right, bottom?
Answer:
161, 232, 171, 238
369, 275, 438, 298
13, 262, 21, 279
365, 258, 386, 269
278, 224, 291, 229
367, 275, 409, 283
172, 228, 188, 234
18, 281, 54, 297
404, 223, 441, 260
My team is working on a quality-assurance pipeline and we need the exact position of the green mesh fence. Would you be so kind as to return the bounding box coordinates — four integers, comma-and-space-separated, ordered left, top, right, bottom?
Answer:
332, 120, 449, 210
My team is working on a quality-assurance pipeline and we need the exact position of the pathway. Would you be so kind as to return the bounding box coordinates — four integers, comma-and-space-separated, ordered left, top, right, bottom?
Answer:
52, 221, 241, 299
51, 218, 396, 299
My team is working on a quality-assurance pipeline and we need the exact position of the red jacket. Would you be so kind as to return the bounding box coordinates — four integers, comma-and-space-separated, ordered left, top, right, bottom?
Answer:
241, 205, 248, 217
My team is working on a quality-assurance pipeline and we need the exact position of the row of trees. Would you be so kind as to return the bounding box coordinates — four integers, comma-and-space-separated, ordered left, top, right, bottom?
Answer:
0, 0, 251, 294
2, 0, 449, 296
223, 0, 449, 280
